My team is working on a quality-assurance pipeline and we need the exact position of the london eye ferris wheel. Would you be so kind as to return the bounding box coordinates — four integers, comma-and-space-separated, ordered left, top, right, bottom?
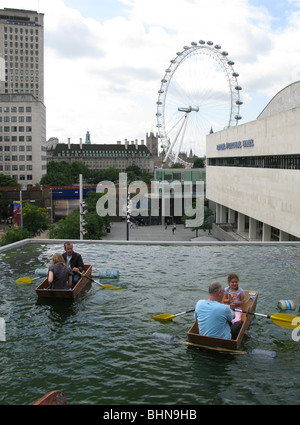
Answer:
156, 40, 243, 167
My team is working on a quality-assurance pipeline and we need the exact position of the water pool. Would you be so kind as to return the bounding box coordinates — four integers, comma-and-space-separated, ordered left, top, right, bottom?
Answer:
0, 242, 300, 405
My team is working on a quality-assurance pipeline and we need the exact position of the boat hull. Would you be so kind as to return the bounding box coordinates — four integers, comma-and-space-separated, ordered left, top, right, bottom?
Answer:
36, 264, 92, 300
33, 390, 67, 405
187, 290, 258, 351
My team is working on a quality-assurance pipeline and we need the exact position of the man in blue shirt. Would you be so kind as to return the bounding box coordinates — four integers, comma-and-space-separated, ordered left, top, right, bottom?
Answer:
195, 281, 235, 339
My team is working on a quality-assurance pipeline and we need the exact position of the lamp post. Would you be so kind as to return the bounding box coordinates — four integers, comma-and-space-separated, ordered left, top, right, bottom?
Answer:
79, 174, 87, 240
126, 185, 130, 241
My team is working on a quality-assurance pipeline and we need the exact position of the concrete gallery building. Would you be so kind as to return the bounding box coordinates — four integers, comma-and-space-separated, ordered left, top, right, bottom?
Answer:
206, 81, 300, 242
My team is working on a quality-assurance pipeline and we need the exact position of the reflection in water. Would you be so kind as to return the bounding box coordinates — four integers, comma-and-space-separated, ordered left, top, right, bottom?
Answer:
0, 242, 300, 405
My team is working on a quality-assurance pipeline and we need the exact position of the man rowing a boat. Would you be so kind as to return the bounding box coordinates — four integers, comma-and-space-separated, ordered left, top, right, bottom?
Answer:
62, 242, 85, 288
194, 281, 242, 340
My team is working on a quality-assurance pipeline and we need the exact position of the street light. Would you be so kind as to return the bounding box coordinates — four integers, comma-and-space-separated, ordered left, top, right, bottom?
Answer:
126, 186, 130, 241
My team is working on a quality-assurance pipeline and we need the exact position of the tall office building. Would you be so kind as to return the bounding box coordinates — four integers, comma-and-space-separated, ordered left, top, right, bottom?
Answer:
0, 8, 46, 185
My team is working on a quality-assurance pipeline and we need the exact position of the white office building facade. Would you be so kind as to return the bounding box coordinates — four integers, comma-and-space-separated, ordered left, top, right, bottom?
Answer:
206, 81, 300, 241
0, 8, 46, 185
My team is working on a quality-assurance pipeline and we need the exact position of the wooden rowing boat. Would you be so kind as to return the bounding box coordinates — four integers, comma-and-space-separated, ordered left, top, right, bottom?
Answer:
35, 264, 92, 300
33, 390, 67, 405
187, 290, 258, 351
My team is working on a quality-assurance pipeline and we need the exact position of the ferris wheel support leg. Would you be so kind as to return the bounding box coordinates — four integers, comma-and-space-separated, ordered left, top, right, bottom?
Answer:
164, 114, 188, 165
175, 114, 189, 163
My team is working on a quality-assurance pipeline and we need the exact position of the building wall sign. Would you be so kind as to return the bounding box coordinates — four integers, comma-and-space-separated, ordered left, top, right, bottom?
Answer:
217, 139, 254, 150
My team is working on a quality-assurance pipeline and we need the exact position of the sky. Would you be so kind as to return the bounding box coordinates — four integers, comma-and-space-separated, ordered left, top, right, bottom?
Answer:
1, 0, 300, 156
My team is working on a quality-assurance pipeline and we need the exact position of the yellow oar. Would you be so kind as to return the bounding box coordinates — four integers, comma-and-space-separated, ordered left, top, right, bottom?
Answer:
79, 272, 123, 291
151, 309, 194, 321
233, 309, 300, 330
15, 275, 47, 285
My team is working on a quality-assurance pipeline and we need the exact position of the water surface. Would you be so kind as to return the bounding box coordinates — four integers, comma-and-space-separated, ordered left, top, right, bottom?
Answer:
0, 243, 299, 405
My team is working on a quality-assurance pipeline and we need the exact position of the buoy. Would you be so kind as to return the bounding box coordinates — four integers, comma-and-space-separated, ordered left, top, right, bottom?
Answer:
248, 349, 278, 358
151, 332, 180, 344
35, 268, 48, 276
98, 270, 119, 279
277, 300, 296, 311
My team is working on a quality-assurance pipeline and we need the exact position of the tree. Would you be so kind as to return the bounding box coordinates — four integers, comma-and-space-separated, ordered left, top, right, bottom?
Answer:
0, 227, 31, 246
125, 165, 152, 184
82, 191, 111, 239
48, 190, 111, 240
171, 163, 185, 168
40, 160, 73, 186
193, 158, 204, 168
22, 203, 48, 236
0, 202, 48, 245
181, 201, 214, 236
48, 209, 80, 239
0, 173, 19, 187
70, 162, 90, 182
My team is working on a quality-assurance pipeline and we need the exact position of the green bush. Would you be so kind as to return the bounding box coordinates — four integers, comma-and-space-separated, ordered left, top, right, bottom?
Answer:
0, 227, 32, 246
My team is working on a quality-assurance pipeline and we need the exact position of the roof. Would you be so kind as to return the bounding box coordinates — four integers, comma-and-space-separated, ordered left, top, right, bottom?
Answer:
48, 143, 152, 158
258, 81, 300, 120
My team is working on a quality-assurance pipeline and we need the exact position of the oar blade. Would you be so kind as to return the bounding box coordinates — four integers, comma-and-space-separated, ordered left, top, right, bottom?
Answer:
102, 285, 124, 291
81, 272, 123, 291
270, 313, 300, 329
15, 277, 34, 284
151, 313, 175, 321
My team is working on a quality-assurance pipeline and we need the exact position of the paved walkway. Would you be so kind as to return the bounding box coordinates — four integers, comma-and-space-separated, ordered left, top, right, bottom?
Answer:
101, 221, 217, 242
0, 223, 217, 243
